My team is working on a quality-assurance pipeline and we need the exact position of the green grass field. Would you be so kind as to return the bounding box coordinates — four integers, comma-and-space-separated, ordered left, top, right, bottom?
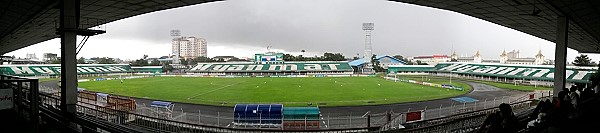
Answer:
78, 77, 469, 107
398, 75, 551, 91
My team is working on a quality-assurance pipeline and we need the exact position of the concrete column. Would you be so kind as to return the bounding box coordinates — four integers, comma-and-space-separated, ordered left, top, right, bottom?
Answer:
554, 16, 568, 97
60, 0, 79, 114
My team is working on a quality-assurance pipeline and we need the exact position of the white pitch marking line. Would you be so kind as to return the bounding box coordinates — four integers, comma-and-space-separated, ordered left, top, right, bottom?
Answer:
187, 82, 245, 99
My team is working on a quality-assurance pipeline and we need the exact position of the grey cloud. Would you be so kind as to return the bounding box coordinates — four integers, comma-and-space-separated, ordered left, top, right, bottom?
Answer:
92, 0, 555, 59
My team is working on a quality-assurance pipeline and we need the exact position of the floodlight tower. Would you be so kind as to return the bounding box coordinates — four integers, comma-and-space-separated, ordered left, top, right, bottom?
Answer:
362, 23, 374, 73
170, 29, 181, 64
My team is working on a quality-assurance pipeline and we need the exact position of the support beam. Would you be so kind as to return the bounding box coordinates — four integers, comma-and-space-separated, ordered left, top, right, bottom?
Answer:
553, 16, 568, 97
60, 0, 79, 114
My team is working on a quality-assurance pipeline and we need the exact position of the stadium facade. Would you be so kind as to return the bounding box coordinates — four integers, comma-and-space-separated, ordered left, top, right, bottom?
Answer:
0, 64, 161, 76
449, 49, 547, 65
188, 62, 353, 76
349, 55, 407, 69
388, 62, 596, 85
184, 52, 355, 76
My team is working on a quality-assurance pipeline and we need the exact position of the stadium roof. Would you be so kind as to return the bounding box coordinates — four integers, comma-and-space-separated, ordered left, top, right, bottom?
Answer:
393, 0, 600, 53
0, 0, 220, 54
413, 55, 449, 59
349, 55, 407, 67
1, 0, 600, 54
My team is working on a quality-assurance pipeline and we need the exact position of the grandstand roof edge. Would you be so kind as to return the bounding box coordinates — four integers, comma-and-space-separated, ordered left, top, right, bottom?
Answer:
349, 55, 406, 66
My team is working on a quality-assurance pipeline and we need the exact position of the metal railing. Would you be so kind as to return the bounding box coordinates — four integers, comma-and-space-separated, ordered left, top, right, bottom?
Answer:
380, 99, 535, 132
38, 92, 380, 132
0, 75, 40, 132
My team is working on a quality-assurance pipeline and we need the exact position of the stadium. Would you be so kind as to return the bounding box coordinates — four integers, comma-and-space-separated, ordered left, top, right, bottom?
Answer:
2, 1, 600, 132
2, 51, 597, 132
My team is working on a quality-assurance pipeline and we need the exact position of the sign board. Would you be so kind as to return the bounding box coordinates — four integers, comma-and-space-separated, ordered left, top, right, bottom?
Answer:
0, 89, 13, 110
190, 62, 353, 72
405, 110, 424, 123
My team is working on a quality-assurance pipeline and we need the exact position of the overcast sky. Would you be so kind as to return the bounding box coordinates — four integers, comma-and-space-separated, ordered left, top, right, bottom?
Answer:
6, 0, 600, 62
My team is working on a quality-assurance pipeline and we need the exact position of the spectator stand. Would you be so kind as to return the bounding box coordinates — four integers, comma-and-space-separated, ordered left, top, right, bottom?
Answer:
233, 104, 283, 129
282, 107, 321, 130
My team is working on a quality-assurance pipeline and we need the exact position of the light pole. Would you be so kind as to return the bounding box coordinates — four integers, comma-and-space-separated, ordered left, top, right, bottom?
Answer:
362, 23, 374, 73
449, 71, 452, 84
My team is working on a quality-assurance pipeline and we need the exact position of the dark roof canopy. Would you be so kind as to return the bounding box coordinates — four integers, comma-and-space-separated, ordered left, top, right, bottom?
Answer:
391, 0, 600, 53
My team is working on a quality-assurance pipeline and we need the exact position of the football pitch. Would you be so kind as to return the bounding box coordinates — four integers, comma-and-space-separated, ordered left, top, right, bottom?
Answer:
78, 77, 471, 106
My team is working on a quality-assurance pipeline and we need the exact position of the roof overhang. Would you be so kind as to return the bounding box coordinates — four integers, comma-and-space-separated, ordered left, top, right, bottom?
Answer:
390, 0, 600, 53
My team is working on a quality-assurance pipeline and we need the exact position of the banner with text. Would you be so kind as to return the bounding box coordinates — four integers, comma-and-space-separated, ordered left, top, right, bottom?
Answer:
0, 64, 132, 76
0, 89, 13, 110
190, 62, 353, 72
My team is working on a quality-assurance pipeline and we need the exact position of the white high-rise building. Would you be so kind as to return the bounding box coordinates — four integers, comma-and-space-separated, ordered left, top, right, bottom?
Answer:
172, 36, 207, 60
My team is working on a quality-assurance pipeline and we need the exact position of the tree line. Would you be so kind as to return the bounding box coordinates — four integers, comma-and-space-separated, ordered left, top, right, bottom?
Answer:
282, 52, 347, 61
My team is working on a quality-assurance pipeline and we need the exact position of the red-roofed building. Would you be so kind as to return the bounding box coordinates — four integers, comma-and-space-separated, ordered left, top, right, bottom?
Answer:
409, 55, 451, 65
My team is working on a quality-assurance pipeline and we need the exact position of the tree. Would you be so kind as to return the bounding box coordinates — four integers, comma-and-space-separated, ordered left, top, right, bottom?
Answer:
50, 58, 61, 64
194, 56, 216, 63
392, 55, 415, 65
283, 54, 296, 61
77, 57, 86, 64
353, 53, 361, 60
588, 63, 600, 88
180, 58, 188, 66
162, 62, 174, 72
228, 57, 247, 62
371, 54, 385, 72
301, 50, 306, 56
572, 54, 596, 66
131, 59, 148, 66
149, 59, 160, 66
130, 57, 148, 66
97, 57, 116, 64
322, 52, 345, 61
297, 55, 304, 61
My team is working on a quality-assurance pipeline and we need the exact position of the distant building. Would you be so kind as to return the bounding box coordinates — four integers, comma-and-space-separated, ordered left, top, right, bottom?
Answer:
349, 55, 407, 69
500, 50, 546, 65
452, 50, 483, 63
42, 53, 58, 62
146, 58, 159, 64
84, 59, 96, 64
172, 36, 207, 60
409, 55, 450, 65
450, 49, 547, 65
113, 58, 124, 64
213, 56, 237, 62
25, 53, 39, 60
